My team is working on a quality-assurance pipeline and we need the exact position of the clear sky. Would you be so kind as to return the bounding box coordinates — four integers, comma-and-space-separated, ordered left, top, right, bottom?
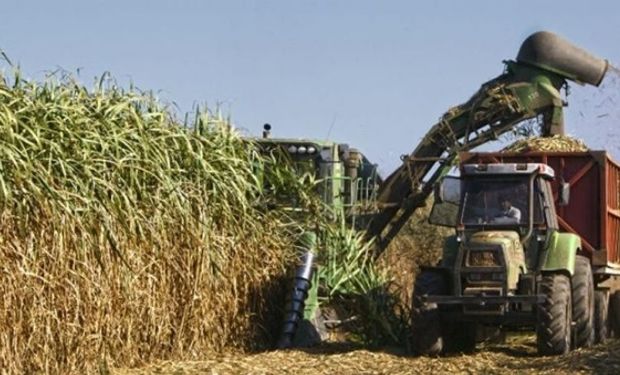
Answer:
1, 0, 619, 172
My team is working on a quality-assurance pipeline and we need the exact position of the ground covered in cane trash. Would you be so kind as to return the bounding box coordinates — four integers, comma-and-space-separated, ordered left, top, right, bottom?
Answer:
113, 334, 620, 375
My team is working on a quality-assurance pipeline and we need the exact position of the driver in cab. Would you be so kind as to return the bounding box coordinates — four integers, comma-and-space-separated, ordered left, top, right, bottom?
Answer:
491, 195, 521, 224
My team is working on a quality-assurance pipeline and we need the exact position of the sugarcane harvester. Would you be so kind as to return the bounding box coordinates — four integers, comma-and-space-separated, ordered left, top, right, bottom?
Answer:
367, 31, 608, 254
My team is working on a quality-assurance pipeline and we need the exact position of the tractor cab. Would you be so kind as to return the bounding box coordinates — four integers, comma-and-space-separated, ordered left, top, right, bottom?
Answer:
431, 163, 561, 243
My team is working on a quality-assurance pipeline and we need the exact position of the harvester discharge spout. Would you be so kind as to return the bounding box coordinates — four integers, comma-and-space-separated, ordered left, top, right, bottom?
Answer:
517, 31, 608, 87
515, 31, 609, 135
366, 31, 609, 255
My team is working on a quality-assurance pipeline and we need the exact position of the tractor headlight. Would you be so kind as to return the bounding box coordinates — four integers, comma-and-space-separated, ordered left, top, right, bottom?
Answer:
288, 145, 297, 154
297, 146, 307, 154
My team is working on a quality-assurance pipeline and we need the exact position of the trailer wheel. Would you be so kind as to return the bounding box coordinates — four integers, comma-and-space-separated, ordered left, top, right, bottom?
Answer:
609, 291, 620, 338
411, 271, 447, 355
572, 255, 594, 348
537, 273, 572, 355
593, 289, 610, 343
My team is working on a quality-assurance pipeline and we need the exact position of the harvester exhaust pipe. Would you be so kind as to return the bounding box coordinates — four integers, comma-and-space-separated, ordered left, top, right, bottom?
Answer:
262, 123, 272, 138
344, 148, 362, 205
517, 31, 608, 87
277, 249, 315, 349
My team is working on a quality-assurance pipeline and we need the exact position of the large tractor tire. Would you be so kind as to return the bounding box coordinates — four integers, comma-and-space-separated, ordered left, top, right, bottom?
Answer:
536, 273, 572, 355
572, 255, 594, 348
411, 271, 447, 356
593, 289, 610, 343
445, 322, 477, 354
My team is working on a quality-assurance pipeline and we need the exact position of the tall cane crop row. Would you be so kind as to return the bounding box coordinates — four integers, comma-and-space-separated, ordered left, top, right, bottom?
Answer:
0, 72, 312, 373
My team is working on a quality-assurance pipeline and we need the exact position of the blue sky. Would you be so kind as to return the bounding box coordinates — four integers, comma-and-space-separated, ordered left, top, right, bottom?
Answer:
1, 1, 619, 172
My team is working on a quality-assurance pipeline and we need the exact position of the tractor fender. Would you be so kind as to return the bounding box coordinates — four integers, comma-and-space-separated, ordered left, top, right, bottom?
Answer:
541, 231, 581, 276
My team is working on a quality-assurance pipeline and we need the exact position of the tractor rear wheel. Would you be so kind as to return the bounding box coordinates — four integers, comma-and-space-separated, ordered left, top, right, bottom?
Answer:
593, 289, 610, 343
411, 271, 447, 355
537, 273, 572, 355
572, 255, 594, 348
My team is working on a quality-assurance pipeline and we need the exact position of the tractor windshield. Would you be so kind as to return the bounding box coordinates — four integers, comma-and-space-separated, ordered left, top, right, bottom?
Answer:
460, 177, 530, 226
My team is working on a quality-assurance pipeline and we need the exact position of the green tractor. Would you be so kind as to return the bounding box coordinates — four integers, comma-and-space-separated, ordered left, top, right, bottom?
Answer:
417, 161, 588, 355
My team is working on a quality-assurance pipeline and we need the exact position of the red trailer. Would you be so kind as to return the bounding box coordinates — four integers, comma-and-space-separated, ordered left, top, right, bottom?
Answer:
461, 150, 620, 276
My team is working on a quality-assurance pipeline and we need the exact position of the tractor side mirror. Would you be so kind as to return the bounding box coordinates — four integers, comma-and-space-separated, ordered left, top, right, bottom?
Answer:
434, 176, 460, 205
429, 177, 461, 227
559, 182, 570, 206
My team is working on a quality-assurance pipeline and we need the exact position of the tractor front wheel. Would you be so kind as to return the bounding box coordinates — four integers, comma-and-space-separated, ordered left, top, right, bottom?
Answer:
445, 322, 477, 354
411, 271, 447, 355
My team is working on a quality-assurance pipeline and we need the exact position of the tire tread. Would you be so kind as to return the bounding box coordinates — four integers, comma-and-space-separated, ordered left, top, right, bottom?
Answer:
572, 255, 594, 348
537, 273, 571, 355
411, 271, 446, 355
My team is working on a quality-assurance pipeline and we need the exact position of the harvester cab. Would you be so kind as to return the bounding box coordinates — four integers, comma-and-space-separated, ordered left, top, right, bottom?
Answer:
255, 123, 381, 228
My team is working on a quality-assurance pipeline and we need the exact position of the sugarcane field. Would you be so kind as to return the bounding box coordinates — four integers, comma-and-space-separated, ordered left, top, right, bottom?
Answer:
2, 3, 620, 375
